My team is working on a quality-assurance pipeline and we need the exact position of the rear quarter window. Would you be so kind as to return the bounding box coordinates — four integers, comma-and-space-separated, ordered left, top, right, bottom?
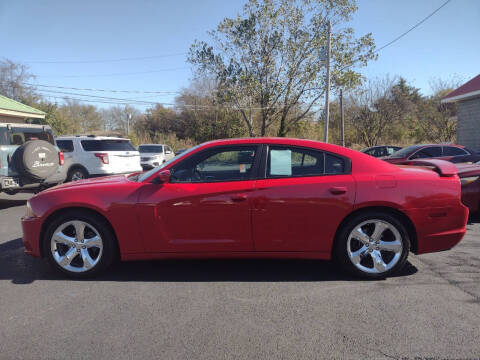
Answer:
57, 140, 74, 152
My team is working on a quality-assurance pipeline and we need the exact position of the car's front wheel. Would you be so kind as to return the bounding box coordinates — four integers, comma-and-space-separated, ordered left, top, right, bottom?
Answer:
335, 211, 410, 279
43, 211, 116, 278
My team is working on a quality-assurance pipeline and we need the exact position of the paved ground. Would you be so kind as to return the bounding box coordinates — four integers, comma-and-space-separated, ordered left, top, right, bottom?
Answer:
0, 192, 479, 360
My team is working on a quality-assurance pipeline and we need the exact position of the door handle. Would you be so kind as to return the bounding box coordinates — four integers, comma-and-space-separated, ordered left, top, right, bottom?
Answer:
329, 186, 347, 195
231, 194, 248, 202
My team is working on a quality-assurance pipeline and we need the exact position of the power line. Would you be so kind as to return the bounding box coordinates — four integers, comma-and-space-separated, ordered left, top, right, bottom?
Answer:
25, 82, 181, 94
41, 94, 324, 112
375, 0, 451, 53
36, 89, 171, 103
19, 52, 187, 64
36, 67, 190, 78
338, 0, 452, 74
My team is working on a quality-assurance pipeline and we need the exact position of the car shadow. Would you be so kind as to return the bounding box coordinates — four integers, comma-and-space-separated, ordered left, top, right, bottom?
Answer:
0, 198, 28, 210
0, 238, 418, 284
468, 212, 480, 225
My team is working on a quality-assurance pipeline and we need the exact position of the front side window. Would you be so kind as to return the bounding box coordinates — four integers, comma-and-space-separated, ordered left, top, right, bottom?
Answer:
410, 146, 442, 159
57, 140, 74, 152
171, 146, 257, 183
267, 146, 325, 177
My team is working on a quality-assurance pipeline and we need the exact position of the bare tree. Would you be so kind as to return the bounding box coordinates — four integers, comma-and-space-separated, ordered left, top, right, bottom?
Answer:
0, 59, 38, 102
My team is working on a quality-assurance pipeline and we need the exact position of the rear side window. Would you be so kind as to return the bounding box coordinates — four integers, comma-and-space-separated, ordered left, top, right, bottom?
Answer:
410, 146, 442, 159
57, 140, 74, 152
267, 146, 325, 177
443, 146, 467, 156
81, 139, 136, 151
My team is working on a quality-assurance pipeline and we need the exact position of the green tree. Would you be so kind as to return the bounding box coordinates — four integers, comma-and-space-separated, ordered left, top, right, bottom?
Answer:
188, 0, 376, 137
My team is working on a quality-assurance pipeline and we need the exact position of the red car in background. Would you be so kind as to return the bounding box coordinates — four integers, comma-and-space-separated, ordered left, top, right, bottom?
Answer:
456, 162, 480, 213
22, 138, 468, 279
382, 144, 475, 164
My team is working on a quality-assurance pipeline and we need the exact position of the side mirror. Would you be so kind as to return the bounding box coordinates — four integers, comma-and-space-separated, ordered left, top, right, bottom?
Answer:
156, 169, 171, 184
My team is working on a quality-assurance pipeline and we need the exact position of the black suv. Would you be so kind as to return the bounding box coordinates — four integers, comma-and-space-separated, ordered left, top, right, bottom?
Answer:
0, 123, 66, 194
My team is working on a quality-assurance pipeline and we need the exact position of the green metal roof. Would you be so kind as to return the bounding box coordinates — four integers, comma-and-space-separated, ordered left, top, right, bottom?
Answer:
0, 94, 45, 117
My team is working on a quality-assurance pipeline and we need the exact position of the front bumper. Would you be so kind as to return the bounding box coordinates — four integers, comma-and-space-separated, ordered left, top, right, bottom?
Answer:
21, 216, 43, 258
140, 159, 161, 169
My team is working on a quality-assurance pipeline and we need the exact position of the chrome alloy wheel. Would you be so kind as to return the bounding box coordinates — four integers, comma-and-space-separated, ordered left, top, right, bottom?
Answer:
50, 220, 103, 273
347, 219, 403, 274
71, 171, 85, 181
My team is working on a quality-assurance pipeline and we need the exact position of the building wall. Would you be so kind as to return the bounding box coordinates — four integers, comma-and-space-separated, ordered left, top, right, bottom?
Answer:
0, 114, 26, 124
457, 97, 480, 151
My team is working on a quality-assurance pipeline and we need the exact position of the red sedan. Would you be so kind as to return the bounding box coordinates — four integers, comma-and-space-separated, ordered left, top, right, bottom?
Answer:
457, 162, 480, 213
22, 138, 468, 279
382, 144, 474, 164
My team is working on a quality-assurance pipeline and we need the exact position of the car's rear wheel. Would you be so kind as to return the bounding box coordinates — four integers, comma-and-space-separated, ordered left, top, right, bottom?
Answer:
68, 167, 88, 182
43, 211, 116, 278
335, 211, 410, 279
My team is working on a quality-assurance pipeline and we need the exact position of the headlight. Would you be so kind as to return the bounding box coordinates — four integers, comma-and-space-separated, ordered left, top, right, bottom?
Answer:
25, 201, 36, 218
460, 176, 479, 186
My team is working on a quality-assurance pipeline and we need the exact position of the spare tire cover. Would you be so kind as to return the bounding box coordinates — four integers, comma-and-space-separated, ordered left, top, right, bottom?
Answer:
13, 140, 59, 180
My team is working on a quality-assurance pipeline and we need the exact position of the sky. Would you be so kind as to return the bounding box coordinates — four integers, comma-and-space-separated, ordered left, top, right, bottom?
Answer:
1, 0, 479, 110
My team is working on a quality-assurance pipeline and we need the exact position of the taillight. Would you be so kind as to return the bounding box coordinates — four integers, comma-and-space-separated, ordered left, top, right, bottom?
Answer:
94, 153, 109, 164
58, 151, 64, 165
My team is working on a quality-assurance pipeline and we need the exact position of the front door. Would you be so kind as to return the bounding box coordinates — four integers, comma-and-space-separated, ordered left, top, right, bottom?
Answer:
252, 145, 355, 253
137, 145, 260, 253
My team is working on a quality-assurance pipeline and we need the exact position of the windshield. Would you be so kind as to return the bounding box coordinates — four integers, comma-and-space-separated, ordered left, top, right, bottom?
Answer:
139, 145, 163, 153
137, 144, 199, 182
387, 145, 422, 158
81, 139, 136, 151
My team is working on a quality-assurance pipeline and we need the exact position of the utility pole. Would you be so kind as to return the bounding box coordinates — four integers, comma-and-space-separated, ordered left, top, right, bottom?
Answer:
323, 20, 331, 143
127, 113, 132, 136
340, 88, 345, 147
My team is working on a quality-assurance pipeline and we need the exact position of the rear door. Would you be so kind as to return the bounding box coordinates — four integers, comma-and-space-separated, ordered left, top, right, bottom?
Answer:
251, 145, 355, 253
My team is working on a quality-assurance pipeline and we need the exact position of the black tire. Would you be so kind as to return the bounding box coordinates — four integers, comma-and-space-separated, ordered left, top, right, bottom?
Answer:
42, 210, 117, 278
13, 140, 59, 180
334, 211, 410, 279
67, 167, 88, 182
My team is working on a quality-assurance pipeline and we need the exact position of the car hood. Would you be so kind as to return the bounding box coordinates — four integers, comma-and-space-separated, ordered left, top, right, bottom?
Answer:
44, 174, 131, 192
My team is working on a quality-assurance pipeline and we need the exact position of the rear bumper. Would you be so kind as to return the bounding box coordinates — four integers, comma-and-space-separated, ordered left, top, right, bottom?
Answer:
406, 204, 469, 254
21, 216, 43, 258
0, 171, 65, 192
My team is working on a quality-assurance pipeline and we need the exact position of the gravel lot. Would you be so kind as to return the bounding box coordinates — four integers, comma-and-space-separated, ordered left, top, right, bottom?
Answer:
1, 192, 479, 359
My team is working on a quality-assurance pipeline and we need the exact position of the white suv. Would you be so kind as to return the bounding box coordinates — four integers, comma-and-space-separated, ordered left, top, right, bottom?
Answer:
56, 136, 142, 181
138, 144, 175, 170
